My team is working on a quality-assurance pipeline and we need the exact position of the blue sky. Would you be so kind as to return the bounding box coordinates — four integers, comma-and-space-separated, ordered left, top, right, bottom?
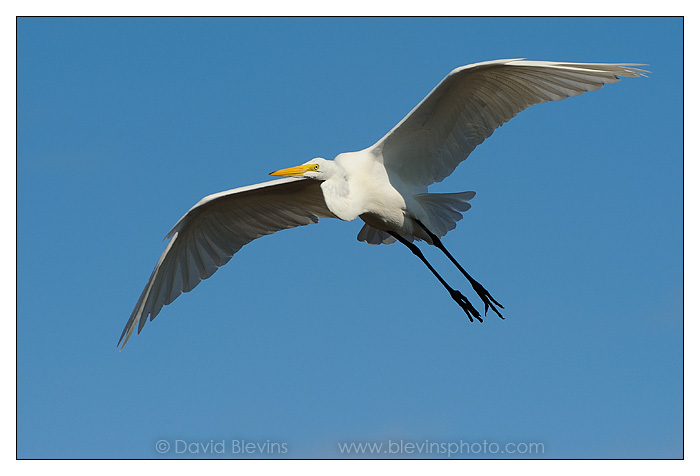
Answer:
17, 17, 682, 459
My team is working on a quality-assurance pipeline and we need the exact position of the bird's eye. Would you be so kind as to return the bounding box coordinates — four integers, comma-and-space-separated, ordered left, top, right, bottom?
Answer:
313, 164, 319, 171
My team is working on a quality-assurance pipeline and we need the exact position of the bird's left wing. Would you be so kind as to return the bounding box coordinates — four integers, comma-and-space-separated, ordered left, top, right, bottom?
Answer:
368, 59, 647, 188
118, 177, 335, 349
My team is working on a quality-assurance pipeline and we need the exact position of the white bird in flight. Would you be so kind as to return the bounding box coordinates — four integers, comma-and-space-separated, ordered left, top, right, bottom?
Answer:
119, 58, 646, 349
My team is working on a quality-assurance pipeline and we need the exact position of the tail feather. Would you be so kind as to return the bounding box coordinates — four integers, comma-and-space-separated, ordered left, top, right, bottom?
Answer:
356, 223, 397, 245
413, 191, 476, 237
356, 191, 476, 245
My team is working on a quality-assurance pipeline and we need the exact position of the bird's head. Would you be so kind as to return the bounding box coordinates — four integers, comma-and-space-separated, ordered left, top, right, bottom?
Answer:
270, 158, 330, 180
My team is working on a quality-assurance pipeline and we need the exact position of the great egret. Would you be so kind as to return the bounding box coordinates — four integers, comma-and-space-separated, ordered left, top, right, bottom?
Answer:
119, 58, 646, 348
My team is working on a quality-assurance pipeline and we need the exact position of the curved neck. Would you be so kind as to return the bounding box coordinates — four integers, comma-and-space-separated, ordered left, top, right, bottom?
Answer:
319, 162, 360, 221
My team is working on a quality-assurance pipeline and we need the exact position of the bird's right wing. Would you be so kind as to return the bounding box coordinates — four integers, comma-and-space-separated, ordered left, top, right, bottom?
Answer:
119, 177, 335, 349
368, 59, 647, 188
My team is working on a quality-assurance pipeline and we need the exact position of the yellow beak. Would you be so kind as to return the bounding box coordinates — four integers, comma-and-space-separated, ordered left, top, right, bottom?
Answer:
269, 163, 316, 177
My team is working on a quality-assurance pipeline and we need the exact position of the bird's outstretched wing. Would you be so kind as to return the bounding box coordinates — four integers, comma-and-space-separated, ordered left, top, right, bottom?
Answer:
119, 177, 335, 349
370, 59, 648, 187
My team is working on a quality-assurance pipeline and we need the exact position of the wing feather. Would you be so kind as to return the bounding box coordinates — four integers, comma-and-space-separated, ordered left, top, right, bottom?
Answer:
370, 59, 647, 187
119, 177, 335, 348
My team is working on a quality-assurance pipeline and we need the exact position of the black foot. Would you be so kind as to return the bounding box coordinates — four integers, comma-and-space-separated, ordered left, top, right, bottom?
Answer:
449, 289, 483, 323
413, 219, 505, 321
468, 279, 505, 319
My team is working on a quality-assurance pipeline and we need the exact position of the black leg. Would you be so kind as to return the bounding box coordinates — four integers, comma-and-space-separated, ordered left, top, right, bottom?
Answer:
416, 221, 505, 319
388, 231, 482, 322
